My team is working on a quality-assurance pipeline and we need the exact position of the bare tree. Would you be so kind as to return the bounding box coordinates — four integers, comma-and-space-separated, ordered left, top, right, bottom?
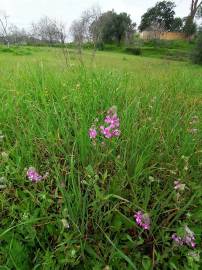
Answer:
9, 24, 28, 45
70, 19, 85, 55
84, 6, 102, 62
31, 16, 63, 44
0, 11, 10, 47
70, 6, 102, 64
55, 21, 72, 67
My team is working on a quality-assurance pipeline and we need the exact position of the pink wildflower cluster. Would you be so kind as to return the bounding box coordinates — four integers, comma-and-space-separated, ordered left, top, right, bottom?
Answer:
26, 167, 43, 182
172, 226, 196, 248
134, 211, 150, 230
89, 106, 121, 140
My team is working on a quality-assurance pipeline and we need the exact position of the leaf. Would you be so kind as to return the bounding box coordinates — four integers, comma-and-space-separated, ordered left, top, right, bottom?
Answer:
142, 256, 152, 270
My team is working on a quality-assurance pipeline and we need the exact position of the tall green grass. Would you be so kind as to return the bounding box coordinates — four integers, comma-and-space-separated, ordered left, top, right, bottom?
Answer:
0, 48, 202, 269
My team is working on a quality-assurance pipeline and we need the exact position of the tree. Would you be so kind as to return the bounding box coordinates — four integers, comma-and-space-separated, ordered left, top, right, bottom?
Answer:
91, 10, 136, 45
70, 7, 102, 46
113, 12, 136, 44
139, 1, 176, 32
189, 0, 202, 22
70, 6, 103, 63
31, 16, 64, 44
0, 11, 10, 47
70, 19, 85, 54
9, 25, 28, 44
183, 16, 197, 37
170, 17, 183, 32
93, 11, 116, 43
183, 1, 201, 38
196, 5, 202, 17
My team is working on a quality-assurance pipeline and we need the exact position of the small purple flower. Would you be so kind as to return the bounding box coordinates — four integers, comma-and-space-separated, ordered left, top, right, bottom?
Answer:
89, 106, 121, 142
100, 126, 113, 138
184, 226, 196, 248
134, 211, 150, 230
112, 129, 121, 137
105, 114, 120, 129
89, 128, 97, 139
172, 234, 184, 246
172, 226, 196, 248
27, 167, 43, 182
174, 181, 185, 191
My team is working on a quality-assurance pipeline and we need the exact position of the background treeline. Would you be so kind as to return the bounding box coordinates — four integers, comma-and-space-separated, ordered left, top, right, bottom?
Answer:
0, 1, 202, 64
0, 1, 202, 47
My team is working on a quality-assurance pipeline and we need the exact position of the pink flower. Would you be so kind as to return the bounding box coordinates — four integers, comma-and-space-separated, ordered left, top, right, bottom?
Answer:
134, 211, 150, 230
89, 106, 121, 142
184, 226, 196, 248
172, 234, 184, 246
112, 129, 121, 137
27, 167, 43, 182
89, 128, 97, 139
172, 226, 196, 248
174, 181, 186, 191
100, 126, 113, 138
105, 114, 120, 129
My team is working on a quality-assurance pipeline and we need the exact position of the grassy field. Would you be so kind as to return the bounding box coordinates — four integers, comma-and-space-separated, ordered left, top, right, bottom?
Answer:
0, 46, 202, 269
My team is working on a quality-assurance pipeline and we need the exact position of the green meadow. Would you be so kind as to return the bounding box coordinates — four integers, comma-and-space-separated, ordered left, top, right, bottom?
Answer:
0, 46, 202, 269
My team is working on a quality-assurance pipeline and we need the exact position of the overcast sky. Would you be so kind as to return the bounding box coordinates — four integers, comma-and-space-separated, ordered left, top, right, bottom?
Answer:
1, 0, 190, 30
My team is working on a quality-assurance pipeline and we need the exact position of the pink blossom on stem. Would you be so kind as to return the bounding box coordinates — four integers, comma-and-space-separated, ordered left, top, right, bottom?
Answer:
112, 129, 121, 137
172, 234, 184, 246
100, 126, 113, 138
27, 167, 43, 182
172, 226, 196, 248
174, 181, 185, 191
89, 128, 97, 139
134, 211, 150, 230
89, 106, 121, 142
105, 114, 120, 129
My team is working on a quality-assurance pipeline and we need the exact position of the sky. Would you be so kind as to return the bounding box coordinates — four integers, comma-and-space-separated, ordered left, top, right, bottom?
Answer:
0, 0, 191, 31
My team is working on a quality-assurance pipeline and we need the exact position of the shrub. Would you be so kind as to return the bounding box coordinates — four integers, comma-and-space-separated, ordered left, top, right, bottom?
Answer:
96, 41, 105, 51
183, 17, 197, 38
191, 31, 202, 65
125, 47, 142, 55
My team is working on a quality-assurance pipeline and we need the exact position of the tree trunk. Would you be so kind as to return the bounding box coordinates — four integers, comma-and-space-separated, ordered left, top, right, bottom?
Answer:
190, 0, 202, 21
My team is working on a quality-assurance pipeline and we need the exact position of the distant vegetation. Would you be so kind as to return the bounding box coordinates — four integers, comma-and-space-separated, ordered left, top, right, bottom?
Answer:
0, 38, 197, 63
191, 30, 202, 64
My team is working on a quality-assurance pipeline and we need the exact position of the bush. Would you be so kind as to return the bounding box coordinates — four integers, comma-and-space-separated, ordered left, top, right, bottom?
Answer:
191, 31, 202, 65
183, 17, 197, 38
96, 41, 105, 51
125, 47, 142, 55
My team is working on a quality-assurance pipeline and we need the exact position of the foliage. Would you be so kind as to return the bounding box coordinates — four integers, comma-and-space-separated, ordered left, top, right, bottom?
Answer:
139, 1, 177, 32
91, 11, 136, 45
183, 16, 197, 37
0, 46, 202, 269
70, 6, 102, 53
191, 30, 202, 64
170, 17, 183, 32
196, 5, 202, 17
124, 47, 142, 55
